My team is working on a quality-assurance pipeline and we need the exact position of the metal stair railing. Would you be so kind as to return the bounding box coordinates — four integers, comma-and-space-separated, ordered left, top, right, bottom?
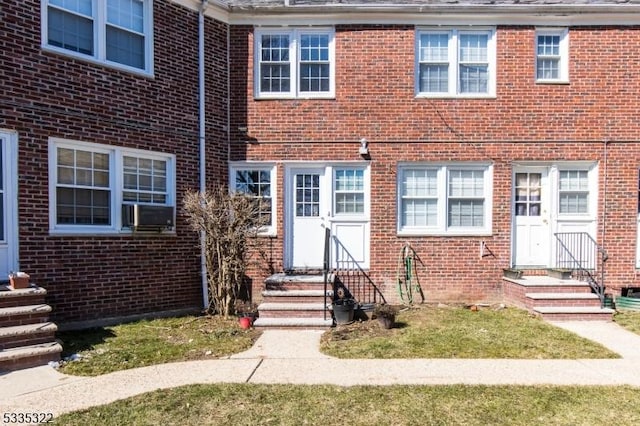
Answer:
554, 232, 608, 307
323, 228, 384, 309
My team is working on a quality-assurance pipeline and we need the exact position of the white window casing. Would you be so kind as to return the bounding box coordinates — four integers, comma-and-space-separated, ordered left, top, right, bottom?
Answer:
49, 138, 175, 234
416, 27, 496, 98
535, 28, 569, 83
254, 27, 335, 99
42, 0, 154, 75
398, 163, 493, 236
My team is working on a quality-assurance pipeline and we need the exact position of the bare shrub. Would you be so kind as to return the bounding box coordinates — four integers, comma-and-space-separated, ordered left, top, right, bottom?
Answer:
183, 188, 266, 317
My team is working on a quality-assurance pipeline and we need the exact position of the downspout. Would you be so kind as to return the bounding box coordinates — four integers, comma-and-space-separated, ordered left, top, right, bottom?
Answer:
199, 0, 209, 310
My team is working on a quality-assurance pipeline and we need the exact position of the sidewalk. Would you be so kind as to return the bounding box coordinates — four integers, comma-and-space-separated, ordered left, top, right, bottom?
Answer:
2, 322, 640, 418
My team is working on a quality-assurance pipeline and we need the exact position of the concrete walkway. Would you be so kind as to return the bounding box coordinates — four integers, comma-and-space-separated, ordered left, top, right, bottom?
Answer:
2, 322, 640, 418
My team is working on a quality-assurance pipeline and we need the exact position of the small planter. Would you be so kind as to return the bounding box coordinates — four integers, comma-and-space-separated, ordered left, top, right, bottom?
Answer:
333, 299, 355, 325
239, 316, 253, 329
8, 272, 30, 290
377, 314, 395, 329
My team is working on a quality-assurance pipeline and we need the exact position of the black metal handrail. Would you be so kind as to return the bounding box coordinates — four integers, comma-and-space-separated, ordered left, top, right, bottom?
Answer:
331, 234, 385, 306
323, 227, 331, 321
554, 232, 608, 307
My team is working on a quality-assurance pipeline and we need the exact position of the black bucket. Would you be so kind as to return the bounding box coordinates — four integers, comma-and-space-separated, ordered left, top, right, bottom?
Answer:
333, 299, 355, 324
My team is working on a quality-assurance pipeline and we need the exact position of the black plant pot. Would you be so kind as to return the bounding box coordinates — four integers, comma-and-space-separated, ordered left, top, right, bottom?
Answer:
333, 299, 355, 325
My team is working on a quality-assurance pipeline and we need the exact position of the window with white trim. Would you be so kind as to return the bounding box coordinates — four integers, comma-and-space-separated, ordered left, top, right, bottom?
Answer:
49, 139, 175, 233
43, 0, 153, 74
230, 165, 277, 234
398, 164, 492, 235
416, 28, 495, 97
255, 28, 335, 99
334, 169, 365, 215
535, 28, 569, 83
558, 170, 589, 214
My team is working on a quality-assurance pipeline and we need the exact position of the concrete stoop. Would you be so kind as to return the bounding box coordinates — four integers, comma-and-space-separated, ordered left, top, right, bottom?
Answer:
503, 275, 613, 321
0, 284, 61, 372
256, 274, 334, 329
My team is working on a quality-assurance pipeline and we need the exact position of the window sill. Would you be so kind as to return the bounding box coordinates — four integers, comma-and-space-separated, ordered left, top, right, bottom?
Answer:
398, 229, 493, 237
415, 93, 496, 100
49, 228, 176, 237
535, 79, 570, 85
254, 95, 336, 101
42, 45, 153, 78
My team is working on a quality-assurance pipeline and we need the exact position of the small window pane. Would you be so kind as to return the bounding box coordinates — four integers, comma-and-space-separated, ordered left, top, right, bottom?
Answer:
106, 26, 145, 69
107, 0, 144, 33
48, 7, 94, 55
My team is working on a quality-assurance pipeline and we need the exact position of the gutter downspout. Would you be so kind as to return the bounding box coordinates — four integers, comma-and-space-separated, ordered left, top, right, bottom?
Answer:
199, 0, 209, 311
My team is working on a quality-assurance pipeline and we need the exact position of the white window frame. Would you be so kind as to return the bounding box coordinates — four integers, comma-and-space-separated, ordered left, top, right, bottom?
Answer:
41, 0, 154, 76
229, 163, 277, 236
535, 28, 569, 83
254, 27, 335, 99
333, 168, 367, 217
48, 138, 175, 234
415, 27, 496, 98
557, 168, 591, 217
397, 163, 493, 236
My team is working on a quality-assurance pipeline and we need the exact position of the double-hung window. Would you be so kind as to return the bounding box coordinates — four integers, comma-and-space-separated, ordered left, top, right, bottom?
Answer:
334, 169, 365, 215
558, 170, 589, 214
535, 28, 569, 83
50, 139, 175, 233
398, 164, 492, 235
230, 164, 277, 234
255, 28, 335, 99
43, 0, 153, 74
416, 28, 495, 97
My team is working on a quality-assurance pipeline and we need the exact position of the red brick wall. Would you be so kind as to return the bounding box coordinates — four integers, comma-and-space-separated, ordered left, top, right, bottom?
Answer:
0, 1, 229, 323
229, 24, 640, 303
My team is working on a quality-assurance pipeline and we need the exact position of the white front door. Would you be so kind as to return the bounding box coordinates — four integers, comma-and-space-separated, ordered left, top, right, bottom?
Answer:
288, 168, 328, 269
513, 168, 551, 267
0, 131, 18, 279
286, 165, 370, 270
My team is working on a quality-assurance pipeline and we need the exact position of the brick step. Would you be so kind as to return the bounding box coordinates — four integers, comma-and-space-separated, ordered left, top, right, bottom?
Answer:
264, 273, 330, 291
261, 290, 331, 304
0, 304, 52, 327
0, 342, 62, 372
0, 322, 58, 350
253, 317, 333, 330
257, 302, 328, 319
0, 286, 47, 308
533, 306, 614, 321
525, 293, 602, 308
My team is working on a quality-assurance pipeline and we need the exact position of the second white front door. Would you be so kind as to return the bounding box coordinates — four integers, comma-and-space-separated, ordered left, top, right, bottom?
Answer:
513, 168, 550, 267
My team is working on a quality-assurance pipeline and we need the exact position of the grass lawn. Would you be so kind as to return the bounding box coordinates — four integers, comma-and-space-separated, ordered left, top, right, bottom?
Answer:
52, 383, 640, 426
614, 310, 640, 335
320, 305, 619, 359
56, 315, 261, 376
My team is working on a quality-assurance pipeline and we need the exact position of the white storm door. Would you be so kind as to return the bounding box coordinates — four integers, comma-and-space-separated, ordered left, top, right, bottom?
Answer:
289, 168, 328, 269
0, 131, 18, 278
513, 169, 550, 267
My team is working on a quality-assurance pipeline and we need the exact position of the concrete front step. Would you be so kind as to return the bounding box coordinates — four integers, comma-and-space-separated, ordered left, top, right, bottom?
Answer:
264, 273, 331, 291
533, 306, 615, 321
253, 317, 334, 329
0, 304, 52, 327
262, 289, 331, 304
0, 341, 62, 372
0, 286, 47, 308
0, 322, 58, 350
525, 292, 602, 308
257, 302, 328, 319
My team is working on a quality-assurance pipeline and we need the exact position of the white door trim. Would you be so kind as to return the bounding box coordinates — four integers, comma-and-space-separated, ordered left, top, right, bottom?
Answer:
0, 130, 19, 277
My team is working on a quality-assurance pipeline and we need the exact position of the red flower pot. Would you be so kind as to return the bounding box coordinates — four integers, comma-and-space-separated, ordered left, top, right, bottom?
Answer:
239, 316, 252, 329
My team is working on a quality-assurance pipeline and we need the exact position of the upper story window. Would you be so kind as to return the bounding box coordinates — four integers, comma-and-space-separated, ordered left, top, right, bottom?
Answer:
43, 0, 153, 75
398, 164, 493, 235
49, 138, 175, 234
535, 28, 569, 83
255, 28, 335, 99
416, 28, 496, 98
230, 164, 277, 235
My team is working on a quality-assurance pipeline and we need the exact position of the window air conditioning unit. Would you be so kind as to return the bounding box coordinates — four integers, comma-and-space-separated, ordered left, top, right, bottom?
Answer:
122, 204, 175, 230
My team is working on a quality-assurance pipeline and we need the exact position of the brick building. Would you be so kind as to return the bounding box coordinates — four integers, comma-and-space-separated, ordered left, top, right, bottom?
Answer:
3, 0, 640, 329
